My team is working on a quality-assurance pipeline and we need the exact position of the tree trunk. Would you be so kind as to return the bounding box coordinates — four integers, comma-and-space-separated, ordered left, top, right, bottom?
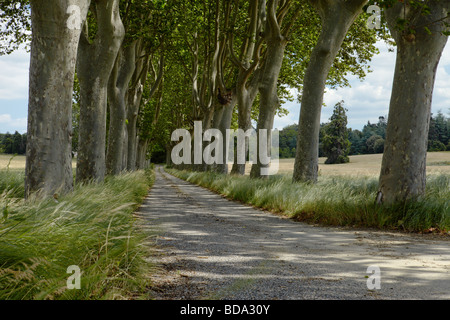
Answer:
76, 0, 124, 183
228, 0, 263, 175
136, 138, 149, 170
250, 1, 288, 178
106, 42, 136, 175
126, 84, 140, 171
231, 82, 259, 175
293, 0, 367, 183
126, 47, 165, 172
25, 0, 90, 198
212, 91, 237, 174
377, 2, 449, 205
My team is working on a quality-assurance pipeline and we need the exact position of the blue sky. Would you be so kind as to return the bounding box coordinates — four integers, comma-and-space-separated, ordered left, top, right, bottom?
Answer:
0, 41, 450, 134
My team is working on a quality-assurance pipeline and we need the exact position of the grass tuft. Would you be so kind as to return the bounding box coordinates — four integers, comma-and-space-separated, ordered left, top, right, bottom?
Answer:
0, 168, 155, 300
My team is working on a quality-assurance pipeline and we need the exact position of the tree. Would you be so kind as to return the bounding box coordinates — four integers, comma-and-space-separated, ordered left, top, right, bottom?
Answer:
250, 0, 301, 178
226, 0, 265, 175
366, 134, 384, 154
2, 132, 13, 154
76, 0, 125, 183
106, 41, 136, 175
25, 0, 90, 198
322, 101, 351, 164
125, 0, 171, 171
348, 129, 363, 155
377, 0, 450, 205
293, 0, 369, 183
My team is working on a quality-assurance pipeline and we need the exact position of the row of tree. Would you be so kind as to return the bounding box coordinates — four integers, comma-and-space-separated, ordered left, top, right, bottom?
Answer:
1, 0, 449, 206
5, 104, 447, 160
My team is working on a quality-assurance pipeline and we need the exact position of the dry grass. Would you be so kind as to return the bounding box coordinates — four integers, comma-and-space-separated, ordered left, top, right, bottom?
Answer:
0, 154, 76, 171
0, 169, 155, 300
245, 152, 450, 177
2, 152, 449, 177
0, 154, 26, 170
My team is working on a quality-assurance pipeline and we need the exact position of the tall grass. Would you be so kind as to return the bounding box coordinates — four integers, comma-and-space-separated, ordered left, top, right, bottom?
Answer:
166, 168, 450, 233
0, 169, 155, 300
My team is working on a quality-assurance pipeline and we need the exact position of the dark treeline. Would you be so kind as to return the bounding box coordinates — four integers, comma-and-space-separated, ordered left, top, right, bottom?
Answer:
0, 131, 27, 155
279, 110, 450, 159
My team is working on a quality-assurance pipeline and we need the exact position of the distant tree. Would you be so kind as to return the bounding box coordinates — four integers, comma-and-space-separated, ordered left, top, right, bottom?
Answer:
279, 124, 298, 158
428, 110, 449, 151
348, 129, 363, 155
434, 111, 449, 146
0, 131, 26, 155
322, 101, 351, 164
366, 134, 384, 154
2, 133, 13, 154
11, 131, 23, 154
428, 140, 446, 152
373, 138, 385, 154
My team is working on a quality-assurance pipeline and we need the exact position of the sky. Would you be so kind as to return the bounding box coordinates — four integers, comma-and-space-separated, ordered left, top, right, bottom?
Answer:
0, 41, 450, 134
273, 41, 450, 131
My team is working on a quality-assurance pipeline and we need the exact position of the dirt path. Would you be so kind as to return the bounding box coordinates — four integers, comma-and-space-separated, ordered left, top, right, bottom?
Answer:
139, 166, 450, 300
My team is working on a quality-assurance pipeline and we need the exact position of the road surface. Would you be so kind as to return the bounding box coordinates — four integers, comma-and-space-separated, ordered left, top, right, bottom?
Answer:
138, 166, 450, 300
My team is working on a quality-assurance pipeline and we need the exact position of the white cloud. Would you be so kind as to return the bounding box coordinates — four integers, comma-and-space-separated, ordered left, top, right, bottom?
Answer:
0, 49, 30, 100
0, 114, 27, 133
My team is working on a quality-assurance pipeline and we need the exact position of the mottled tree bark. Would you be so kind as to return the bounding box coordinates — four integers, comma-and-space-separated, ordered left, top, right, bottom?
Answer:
76, 0, 124, 183
212, 91, 237, 174
106, 42, 136, 175
293, 0, 367, 183
250, 0, 289, 178
126, 44, 147, 172
377, 1, 450, 205
26, 0, 90, 198
136, 138, 149, 170
231, 81, 259, 175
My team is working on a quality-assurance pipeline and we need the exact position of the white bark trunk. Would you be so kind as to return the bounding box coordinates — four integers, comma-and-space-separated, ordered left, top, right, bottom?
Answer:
25, 0, 90, 198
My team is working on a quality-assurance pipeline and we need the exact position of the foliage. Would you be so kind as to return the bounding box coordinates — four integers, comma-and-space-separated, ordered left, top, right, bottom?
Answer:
0, 0, 30, 55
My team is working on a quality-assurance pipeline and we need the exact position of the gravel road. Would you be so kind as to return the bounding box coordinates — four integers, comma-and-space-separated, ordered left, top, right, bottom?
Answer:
139, 166, 450, 300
